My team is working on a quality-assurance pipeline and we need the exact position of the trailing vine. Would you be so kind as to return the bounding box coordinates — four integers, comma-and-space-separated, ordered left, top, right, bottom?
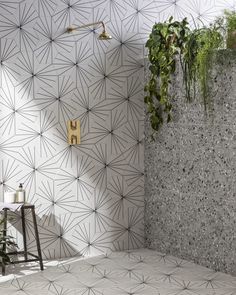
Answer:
144, 17, 189, 135
224, 10, 236, 49
194, 20, 224, 107
145, 16, 225, 137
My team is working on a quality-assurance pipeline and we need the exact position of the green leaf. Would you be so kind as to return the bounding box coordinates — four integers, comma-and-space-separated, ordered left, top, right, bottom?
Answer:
144, 14, 223, 137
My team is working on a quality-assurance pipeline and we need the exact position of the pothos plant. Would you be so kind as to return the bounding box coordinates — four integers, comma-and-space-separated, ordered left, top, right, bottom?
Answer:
0, 218, 17, 266
144, 17, 190, 134
145, 16, 224, 138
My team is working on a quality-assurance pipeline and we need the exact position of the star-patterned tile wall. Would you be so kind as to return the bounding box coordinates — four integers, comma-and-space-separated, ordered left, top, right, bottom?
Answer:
0, 0, 233, 260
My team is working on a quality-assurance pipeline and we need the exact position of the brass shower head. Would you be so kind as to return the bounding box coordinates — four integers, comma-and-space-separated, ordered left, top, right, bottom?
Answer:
66, 21, 112, 40
98, 30, 112, 40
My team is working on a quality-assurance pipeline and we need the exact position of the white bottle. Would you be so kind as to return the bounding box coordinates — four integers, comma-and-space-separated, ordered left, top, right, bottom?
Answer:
16, 183, 25, 203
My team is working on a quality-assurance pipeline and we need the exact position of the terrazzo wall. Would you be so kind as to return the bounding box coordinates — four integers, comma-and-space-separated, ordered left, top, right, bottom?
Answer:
0, 0, 233, 261
145, 51, 236, 275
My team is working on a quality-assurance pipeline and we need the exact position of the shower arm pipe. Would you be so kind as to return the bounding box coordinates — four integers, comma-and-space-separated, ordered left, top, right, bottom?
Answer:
67, 21, 106, 33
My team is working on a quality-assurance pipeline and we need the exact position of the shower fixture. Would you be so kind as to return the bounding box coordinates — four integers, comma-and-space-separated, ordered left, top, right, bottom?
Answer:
67, 120, 80, 145
66, 21, 112, 40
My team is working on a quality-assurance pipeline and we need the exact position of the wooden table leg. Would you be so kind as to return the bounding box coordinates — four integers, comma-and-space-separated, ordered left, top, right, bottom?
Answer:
31, 207, 43, 271
21, 207, 28, 261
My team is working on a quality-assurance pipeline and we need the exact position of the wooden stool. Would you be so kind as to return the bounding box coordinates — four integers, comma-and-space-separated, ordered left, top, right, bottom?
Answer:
1, 204, 44, 276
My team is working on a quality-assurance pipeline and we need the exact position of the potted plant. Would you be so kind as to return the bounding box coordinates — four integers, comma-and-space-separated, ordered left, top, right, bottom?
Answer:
0, 218, 17, 267
224, 10, 236, 49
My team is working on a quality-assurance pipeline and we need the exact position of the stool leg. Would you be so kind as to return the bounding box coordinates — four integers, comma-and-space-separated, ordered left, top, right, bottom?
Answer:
31, 207, 43, 271
21, 207, 28, 261
2, 209, 8, 276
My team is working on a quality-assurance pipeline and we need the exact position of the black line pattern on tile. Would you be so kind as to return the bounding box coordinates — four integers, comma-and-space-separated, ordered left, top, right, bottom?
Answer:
0, 0, 228, 261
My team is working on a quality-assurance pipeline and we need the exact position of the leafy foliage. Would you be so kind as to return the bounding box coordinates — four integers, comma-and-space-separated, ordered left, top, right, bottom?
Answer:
224, 10, 236, 31
194, 23, 223, 106
0, 218, 17, 266
225, 10, 236, 49
144, 17, 190, 136
145, 16, 224, 137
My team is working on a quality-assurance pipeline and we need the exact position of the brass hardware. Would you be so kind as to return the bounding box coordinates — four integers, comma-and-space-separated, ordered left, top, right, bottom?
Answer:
71, 135, 78, 144
66, 21, 112, 40
70, 121, 77, 130
67, 120, 80, 145
98, 30, 112, 40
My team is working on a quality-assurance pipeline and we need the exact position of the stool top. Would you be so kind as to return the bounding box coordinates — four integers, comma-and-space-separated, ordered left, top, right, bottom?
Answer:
0, 203, 34, 211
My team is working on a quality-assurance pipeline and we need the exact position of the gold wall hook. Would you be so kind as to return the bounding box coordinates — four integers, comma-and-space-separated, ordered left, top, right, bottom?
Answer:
67, 120, 80, 145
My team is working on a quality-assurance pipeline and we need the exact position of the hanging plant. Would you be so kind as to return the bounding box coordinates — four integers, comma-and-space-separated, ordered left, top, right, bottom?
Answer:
195, 25, 223, 107
224, 10, 236, 49
144, 17, 190, 136
183, 18, 224, 108
145, 16, 224, 137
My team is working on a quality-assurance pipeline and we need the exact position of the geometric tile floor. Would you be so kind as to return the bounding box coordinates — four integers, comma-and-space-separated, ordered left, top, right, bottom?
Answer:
0, 248, 236, 294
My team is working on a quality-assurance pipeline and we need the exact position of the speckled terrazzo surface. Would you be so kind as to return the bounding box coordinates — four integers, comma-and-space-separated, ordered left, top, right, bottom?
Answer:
144, 50, 236, 276
1, 248, 236, 294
